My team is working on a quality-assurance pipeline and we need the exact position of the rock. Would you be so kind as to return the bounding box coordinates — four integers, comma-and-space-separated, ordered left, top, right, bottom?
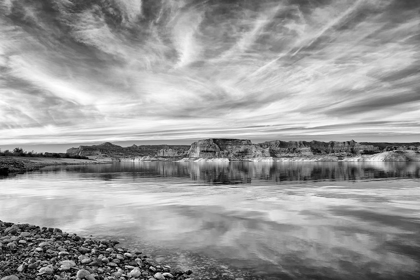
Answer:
60, 260, 76, 270
1, 276, 19, 280
17, 263, 26, 272
128, 267, 141, 277
0, 221, 193, 280
38, 265, 54, 275
28, 262, 38, 269
76, 269, 91, 279
89, 259, 103, 266
154, 272, 165, 280
4, 226, 18, 235
81, 258, 92, 264
67, 143, 189, 160
113, 269, 124, 277
0, 167, 9, 176
107, 262, 117, 267
79, 246, 90, 253
7, 242, 17, 250
19, 232, 32, 237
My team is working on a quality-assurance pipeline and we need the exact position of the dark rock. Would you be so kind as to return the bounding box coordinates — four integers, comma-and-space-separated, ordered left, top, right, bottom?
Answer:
0, 167, 9, 176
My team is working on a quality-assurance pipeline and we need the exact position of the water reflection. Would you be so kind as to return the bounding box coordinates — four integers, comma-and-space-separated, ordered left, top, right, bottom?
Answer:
1, 162, 419, 279
38, 161, 420, 184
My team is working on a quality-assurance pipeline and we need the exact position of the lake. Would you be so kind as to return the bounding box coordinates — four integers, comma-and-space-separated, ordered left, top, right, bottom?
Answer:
1, 161, 420, 280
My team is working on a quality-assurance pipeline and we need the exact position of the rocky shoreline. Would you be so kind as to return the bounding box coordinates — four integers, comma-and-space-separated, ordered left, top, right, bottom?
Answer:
0, 220, 193, 280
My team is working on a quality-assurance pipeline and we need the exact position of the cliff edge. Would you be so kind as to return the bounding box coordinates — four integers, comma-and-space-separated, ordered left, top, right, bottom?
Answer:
67, 139, 420, 162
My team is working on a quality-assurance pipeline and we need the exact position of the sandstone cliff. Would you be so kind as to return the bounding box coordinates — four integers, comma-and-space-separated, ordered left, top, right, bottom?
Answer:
187, 138, 380, 160
66, 142, 189, 160
187, 139, 269, 160
67, 139, 419, 162
258, 140, 378, 157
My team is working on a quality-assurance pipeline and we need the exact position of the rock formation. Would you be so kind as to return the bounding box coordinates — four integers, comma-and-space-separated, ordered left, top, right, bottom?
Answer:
66, 139, 419, 162
258, 140, 378, 157
188, 139, 270, 160
66, 142, 189, 160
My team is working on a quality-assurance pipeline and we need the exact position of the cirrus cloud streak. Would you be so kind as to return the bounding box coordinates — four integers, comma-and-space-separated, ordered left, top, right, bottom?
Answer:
0, 0, 419, 146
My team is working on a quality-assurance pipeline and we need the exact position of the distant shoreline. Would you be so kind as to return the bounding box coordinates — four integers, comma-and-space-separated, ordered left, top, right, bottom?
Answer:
0, 156, 105, 177
2, 150, 420, 178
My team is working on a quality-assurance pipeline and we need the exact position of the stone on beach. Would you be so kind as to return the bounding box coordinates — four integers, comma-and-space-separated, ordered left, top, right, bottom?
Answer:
1, 276, 19, 280
60, 260, 76, 270
154, 272, 165, 279
128, 267, 141, 277
38, 265, 54, 275
76, 269, 90, 279
0, 220, 193, 280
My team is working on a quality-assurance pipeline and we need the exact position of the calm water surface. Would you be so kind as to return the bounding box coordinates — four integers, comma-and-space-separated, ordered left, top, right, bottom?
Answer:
1, 161, 420, 280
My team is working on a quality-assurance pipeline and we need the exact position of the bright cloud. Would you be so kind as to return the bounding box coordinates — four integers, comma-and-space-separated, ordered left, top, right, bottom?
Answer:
0, 0, 419, 146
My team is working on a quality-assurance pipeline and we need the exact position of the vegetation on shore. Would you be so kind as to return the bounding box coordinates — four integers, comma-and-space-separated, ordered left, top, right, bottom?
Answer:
0, 148, 88, 160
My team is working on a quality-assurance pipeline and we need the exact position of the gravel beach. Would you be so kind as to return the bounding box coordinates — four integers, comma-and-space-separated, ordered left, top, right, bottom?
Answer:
0, 221, 193, 280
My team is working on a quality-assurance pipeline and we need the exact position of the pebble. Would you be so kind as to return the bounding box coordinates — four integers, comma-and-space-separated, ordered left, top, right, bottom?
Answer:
81, 258, 91, 264
19, 232, 32, 237
79, 246, 90, 253
16, 263, 25, 272
154, 272, 165, 280
128, 267, 141, 277
162, 272, 174, 278
76, 269, 91, 279
38, 265, 54, 275
28, 262, 38, 269
1, 276, 19, 280
0, 220, 193, 280
60, 260, 76, 270
113, 269, 124, 277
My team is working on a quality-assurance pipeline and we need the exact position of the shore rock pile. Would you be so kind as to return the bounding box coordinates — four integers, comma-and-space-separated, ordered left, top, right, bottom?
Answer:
0, 221, 193, 280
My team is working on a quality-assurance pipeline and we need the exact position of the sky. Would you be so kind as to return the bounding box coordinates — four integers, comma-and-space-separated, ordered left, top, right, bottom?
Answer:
0, 0, 420, 152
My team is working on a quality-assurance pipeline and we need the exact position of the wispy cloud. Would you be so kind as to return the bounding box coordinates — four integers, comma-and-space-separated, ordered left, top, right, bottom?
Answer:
0, 0, 419, 147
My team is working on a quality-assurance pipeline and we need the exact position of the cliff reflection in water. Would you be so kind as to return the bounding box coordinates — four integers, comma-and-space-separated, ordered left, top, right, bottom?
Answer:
54, 161, 420, 184
3, 161, 420, 280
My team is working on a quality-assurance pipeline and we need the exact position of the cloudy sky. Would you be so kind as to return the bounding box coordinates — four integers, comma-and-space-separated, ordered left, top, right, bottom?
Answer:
1, 0, 419, 151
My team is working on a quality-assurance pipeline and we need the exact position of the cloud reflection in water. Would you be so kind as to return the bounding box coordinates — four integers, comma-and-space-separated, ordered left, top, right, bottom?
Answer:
1, 162, 419, 279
